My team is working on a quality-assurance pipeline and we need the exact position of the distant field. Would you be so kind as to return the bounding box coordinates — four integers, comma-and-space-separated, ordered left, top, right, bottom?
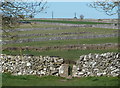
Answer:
3, 37, 118, 47
3, 22, 118, 60
10, 27, 116, 35
2, 73, 119, 86
18, 23, 66, 29
2, 21, 119, 86
26, 20, 111, 24
3, 24, 118, 42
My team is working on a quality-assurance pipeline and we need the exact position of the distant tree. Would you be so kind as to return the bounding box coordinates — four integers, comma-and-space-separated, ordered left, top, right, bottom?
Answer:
0, 0, 47, 38
88, 0, 119, 16
98, 19, 103, 22
80, 14, 84, 20
29, 14, 34, 18
0, 0, 47, 56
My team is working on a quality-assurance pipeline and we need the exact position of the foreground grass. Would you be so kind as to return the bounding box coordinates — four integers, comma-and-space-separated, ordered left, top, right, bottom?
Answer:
26, 20, 111, 24
4, 37, 118, 47
2, 49, 118, 60
2, 73, 119, 86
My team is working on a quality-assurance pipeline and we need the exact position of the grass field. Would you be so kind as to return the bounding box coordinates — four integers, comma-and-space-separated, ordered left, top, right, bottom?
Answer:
3, 49, 118, 61
3, 37, 118, 47
2, 73, 119, 86
26, 20, 111, 24
10, 28, 115, 35
7, 25, 117, 34
6, 27, 117, 40
18, 23, 66, 29
3, 23, 118, 43
2, 20, 119, 86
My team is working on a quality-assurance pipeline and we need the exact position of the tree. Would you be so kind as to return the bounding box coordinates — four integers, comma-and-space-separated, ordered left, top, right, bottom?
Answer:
29, 14, 34, 18
0, 0, 47, 57
0, 0, 47, 38
80, 14, 84, 20
88, 0, 119, 16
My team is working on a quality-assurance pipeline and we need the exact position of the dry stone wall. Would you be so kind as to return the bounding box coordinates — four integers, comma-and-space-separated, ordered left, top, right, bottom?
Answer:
35, 22, 118, 29
92, 24, 118, 29
3, 43, 118, 51
3, 33, 118, 44
1, 52, 120, 77
73, 52, 120, 77
6, 32, 89, 38
1, 54, 64, 76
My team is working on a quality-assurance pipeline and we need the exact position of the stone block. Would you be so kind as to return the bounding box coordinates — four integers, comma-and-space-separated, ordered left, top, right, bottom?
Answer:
59, 64, 69, 77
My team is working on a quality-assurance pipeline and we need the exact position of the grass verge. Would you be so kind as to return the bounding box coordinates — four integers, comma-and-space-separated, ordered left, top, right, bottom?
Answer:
2, 73, 119, 86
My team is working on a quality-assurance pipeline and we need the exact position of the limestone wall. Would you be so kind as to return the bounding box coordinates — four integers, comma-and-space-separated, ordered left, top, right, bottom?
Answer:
35, 22, 118, 29
73, 52, 120, 77
1, 52, 120, 77
2, 33, 118, 44
92, 24, 118, 29
1, 54, 64, 76
3, 43, 118, 51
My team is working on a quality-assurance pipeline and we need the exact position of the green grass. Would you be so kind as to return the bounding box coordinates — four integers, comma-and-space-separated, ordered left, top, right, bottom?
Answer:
3, 26, 117, 41
18, 33, 116, 40
2, 49, 118, 60
6, 27, 117, 40
18, 23, 66, 29
9, 27, 117, 35
2, 73, 119, 86
3, 37, 118, 47
26, 20, 111, 24
18, 34, 87, 39
2, 22, 119, 87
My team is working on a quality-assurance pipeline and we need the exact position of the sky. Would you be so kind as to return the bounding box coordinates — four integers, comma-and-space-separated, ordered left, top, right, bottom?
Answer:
35, 2, 118, 19
17, 0, 118, 2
